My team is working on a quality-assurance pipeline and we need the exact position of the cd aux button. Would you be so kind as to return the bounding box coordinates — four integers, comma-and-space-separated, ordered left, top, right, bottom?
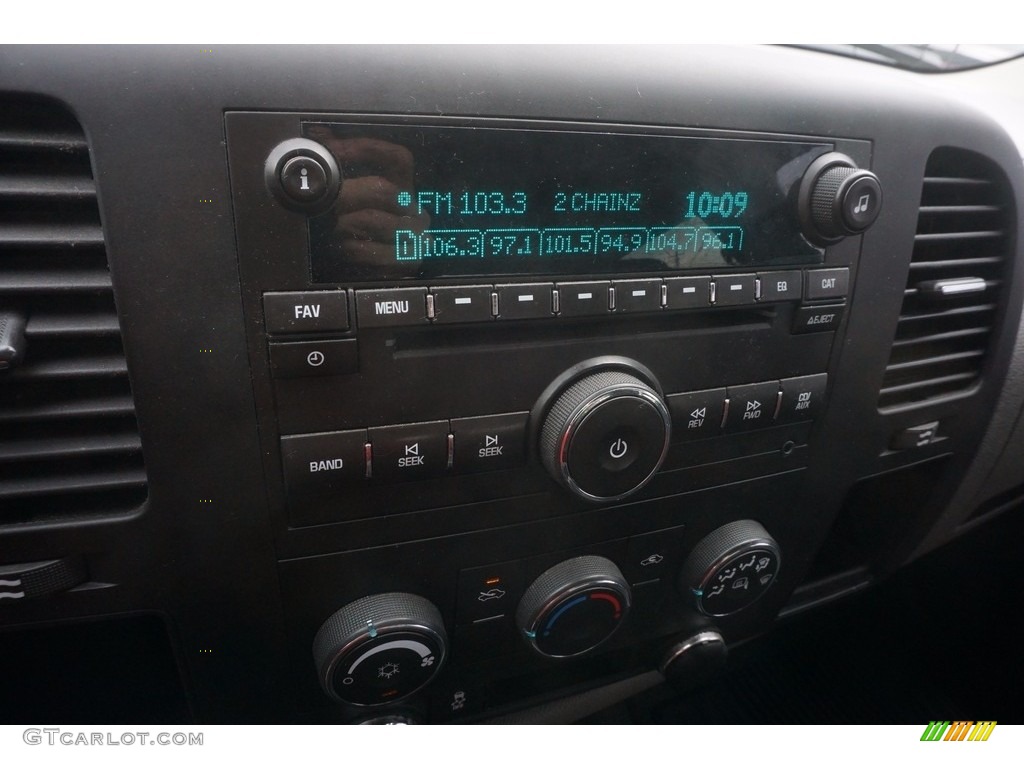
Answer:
778, 373, 828, 423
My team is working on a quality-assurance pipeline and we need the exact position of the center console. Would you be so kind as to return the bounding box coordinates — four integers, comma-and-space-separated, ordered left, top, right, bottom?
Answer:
226, 112, 878, 720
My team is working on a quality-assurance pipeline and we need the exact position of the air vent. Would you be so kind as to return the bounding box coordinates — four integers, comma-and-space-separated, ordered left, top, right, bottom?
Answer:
878, 148, 1014, 411
0, 95, 147, 525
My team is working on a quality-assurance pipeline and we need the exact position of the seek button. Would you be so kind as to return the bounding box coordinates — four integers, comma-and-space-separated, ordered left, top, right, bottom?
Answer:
451, 412, 528, 473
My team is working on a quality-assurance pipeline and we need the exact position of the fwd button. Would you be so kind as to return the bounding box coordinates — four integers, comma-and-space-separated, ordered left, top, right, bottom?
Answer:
724, 381, 781, 432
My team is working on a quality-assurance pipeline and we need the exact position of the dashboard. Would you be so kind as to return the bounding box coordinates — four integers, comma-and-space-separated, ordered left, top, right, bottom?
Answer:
1, 45, 1023, 725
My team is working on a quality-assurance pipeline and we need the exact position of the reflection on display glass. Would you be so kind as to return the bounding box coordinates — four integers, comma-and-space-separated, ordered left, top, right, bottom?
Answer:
305, 122, 829, 282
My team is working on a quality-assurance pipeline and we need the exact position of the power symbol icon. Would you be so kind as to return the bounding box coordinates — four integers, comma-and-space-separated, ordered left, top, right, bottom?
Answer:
609, 438, 629, 460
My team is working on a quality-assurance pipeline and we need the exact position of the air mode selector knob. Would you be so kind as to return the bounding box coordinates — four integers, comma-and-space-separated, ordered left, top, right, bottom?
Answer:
312, 592, 447, 706
798, 151, 883, 244
540, 370, 671, 502
680, 520, 781, 617
516, 555, 631, 658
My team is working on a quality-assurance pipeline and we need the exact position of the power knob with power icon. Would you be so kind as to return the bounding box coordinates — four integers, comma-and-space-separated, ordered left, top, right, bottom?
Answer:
312, 592, 447, 707
538, 365, 672, 502
679, 520, 782, 617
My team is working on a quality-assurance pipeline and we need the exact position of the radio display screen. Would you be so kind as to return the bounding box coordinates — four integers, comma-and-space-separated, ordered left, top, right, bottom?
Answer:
304, 122, 830, 282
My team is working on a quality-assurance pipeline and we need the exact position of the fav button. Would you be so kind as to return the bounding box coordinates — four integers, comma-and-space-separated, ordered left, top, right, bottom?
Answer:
263, 290, 349, 334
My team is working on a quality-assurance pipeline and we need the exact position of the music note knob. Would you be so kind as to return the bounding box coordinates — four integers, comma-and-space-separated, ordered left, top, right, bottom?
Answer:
798, 152, 883, 245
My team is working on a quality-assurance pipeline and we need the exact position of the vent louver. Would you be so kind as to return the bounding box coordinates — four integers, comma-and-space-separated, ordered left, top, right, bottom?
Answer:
878, 148, 1014, 411
0, 95, 147, 525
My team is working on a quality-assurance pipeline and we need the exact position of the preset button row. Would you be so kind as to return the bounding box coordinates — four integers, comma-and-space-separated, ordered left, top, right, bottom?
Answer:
281, 412, 528, 494
354, 269, 849, 328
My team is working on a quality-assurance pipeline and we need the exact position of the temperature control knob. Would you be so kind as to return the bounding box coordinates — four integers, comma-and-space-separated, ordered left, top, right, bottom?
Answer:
516, 555, 631, 658
679, 520, 781, 617
539, 370, 671, 502
798, 152, 882, 244
312, 592, 447, 706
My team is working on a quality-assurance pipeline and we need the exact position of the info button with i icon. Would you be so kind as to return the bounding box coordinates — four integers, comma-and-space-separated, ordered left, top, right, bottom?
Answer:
279, 155, 328, 203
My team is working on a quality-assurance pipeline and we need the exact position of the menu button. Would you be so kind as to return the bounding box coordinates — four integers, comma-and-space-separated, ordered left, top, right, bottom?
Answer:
356, 288, 429, 328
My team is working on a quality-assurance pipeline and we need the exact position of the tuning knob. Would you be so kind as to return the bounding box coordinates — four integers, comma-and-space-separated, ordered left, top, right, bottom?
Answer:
798, 152, 882, 244
539, 369, 671, 502
516, 555, 631, 658
312, 592, 447, 706
679, 520, 781, 617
